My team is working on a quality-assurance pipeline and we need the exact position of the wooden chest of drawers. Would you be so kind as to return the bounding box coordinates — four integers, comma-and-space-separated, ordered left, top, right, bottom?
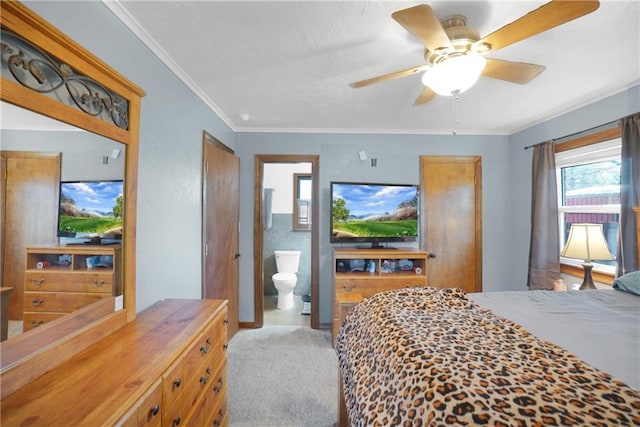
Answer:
1, 299, 228, 426
23, 245, 121, 331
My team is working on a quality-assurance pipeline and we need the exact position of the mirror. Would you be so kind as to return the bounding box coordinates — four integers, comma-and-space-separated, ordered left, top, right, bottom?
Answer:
2, 102, 126, 338
0, 1, 144, 398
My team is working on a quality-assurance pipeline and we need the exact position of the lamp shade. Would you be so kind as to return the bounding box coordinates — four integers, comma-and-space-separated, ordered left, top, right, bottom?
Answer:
421, 54, 486, 96
560, 223, 615, 262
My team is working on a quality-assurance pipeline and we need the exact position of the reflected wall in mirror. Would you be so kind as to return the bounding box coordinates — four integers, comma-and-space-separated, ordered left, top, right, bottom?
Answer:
1, 102, 126, 338
0, 1, 144, 399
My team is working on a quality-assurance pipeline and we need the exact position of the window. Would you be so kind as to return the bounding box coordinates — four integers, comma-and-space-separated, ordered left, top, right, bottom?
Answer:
556, 137, 621, 273
292, 173, 312, 230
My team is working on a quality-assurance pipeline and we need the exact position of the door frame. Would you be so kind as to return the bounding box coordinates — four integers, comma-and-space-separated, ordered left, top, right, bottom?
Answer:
253, 155, 319, 329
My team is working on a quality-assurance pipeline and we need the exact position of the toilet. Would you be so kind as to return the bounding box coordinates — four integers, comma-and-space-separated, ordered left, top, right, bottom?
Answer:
272, 250, 301, 310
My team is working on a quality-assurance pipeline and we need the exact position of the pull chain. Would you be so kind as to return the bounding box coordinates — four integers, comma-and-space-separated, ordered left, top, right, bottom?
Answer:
451, 90, 461, 135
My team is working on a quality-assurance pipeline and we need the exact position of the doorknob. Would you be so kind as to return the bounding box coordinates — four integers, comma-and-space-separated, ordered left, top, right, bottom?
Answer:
428, 253, 436, 258
234, 253, 241, 259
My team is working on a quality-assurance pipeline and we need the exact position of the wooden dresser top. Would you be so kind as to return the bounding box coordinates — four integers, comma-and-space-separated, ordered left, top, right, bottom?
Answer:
1, 299, 227, 426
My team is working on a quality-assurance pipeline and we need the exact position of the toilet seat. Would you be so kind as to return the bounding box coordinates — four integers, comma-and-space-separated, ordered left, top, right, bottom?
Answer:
272, 272, 296, 281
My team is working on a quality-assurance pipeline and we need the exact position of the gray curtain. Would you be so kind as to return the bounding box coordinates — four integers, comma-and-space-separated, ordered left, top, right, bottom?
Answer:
528, 140, 560, 290
617, 113, 640, 275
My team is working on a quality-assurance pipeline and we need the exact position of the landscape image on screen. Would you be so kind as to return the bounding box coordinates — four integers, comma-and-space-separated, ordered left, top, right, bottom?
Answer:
331, 183, 418, 240
58, 181, 123, 238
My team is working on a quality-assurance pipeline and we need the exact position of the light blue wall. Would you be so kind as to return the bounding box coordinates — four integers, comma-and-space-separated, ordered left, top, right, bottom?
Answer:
20, 2, 639, 326
24, 1, 235, 312
235, 133, 513, 323
2, 129, 124, 181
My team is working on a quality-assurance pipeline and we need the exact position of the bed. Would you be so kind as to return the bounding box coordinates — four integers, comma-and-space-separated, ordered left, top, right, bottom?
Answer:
335, 285, 640, 426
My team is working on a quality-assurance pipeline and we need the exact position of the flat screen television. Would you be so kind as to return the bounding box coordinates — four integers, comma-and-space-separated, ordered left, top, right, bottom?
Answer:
330, 181, 419, 248
57, 180, 124, 244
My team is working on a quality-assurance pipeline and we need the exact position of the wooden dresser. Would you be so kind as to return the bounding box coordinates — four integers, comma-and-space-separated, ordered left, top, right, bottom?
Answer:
332, 247, 427, 343
1, 299, 228, 426
23, 245, 121, 331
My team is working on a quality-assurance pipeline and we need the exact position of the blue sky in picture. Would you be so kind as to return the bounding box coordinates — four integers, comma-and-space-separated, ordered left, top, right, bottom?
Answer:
332, 183, 417, 218
61, 181, 123, 216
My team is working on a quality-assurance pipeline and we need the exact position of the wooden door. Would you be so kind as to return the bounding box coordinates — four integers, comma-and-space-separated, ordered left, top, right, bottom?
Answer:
202, 133, 239, 339
420, 156, 482, 293
1, 151, 61, 319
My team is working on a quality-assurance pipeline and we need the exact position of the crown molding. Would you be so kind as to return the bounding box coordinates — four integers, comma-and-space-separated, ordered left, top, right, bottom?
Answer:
103, 1, 237, 132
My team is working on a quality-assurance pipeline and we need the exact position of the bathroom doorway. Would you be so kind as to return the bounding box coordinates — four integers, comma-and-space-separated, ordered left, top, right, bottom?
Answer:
254, 155, 319, 329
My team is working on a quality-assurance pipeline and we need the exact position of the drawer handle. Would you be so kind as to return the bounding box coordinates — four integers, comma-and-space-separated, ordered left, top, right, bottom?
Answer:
31, 298, 45, 306
173, 378, 182, 389
150, 405, 160, 417
214, 376, 224, 394
32, 278, 45, 287
93, 279, 106, 287
213, 408, 225, 426
172, 416, 181, 426
200, 367, 211, 385
31, 320, 44, 327
342, 285, 354, 292
223, 319, 229, 325
200, 337, 212, 354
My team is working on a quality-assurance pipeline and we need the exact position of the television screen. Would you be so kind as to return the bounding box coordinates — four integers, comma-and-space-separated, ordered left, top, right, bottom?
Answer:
57, 180, 124, 241
330, 181, 418, 247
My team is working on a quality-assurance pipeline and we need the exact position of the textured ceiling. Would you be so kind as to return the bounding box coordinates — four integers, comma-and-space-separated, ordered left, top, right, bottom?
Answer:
106, 1, 639, 135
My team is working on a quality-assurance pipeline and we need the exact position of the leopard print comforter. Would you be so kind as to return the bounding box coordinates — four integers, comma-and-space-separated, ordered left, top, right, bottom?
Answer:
335, 287, 640, 426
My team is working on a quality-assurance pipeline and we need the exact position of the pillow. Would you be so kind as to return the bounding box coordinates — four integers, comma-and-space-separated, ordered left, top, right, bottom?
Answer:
613, 271, 640, 296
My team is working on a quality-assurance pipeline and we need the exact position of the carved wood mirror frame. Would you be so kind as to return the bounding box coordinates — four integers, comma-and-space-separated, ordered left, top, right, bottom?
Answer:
0, 1, 144, 397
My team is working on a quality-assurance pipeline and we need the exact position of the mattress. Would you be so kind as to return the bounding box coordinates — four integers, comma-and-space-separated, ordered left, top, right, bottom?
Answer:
469, 289, 640, 389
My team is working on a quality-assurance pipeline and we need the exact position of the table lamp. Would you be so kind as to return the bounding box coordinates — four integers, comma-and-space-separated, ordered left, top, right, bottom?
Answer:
560, 223, 615, 290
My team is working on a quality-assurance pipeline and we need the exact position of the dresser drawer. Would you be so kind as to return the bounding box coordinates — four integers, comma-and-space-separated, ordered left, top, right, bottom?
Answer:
206, 361, 227, 413
136, 380, 163, 427
336, 277, 424, 297
23, 292, 105, 313
116, 379, 162, 427
22, 312, 65, 331
182, 315, 227, 415
208, 386, 228, 427
162, 355, 185, 414
25, 271, 114, 293
164, 398, 184, 427
185, 312, 227, 365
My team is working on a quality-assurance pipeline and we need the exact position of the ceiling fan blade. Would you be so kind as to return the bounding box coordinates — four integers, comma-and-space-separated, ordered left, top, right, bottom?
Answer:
392, 5, 453, 52
414, 87, 436, 105
482, 58, 546, 84
350, 64, 429, 89
476, 1, 599, 52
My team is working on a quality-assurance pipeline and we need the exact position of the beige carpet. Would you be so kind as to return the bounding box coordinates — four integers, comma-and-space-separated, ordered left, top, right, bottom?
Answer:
227, 325, 338, 427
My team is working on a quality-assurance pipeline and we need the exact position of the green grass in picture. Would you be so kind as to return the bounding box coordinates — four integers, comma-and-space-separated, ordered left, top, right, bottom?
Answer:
59, 215, 121, 234
333, 219, 417, 237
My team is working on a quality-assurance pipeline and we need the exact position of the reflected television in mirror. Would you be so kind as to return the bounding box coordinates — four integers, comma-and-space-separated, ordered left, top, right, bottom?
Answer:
58, 180, 124, 244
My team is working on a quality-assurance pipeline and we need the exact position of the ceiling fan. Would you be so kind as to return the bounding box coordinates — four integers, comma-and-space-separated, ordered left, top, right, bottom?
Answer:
350, 1, 600, 105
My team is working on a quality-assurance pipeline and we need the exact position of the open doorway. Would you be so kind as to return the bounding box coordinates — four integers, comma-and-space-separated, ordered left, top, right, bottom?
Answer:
254, 155, 319, 329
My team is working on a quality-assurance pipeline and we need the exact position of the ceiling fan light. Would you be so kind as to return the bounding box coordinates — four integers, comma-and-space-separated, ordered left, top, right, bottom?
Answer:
421, 54, 487, 96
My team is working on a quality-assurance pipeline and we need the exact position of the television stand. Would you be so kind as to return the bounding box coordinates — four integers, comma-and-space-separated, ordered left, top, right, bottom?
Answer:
332, 247, 427, 344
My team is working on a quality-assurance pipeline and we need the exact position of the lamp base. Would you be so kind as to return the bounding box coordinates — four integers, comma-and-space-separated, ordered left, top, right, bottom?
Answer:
579, 262, 596, 290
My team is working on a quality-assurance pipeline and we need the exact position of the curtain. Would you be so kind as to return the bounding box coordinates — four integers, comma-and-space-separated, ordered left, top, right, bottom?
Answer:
528, 140, 560, 290
617, 113, 640, 275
